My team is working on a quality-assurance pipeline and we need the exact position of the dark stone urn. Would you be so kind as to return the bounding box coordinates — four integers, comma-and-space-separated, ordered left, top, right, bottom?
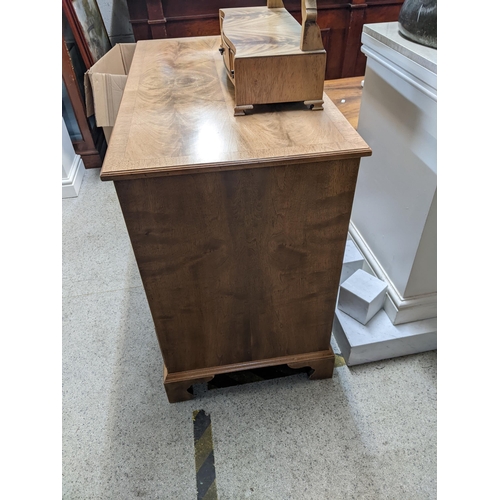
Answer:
398, 0, 437, 49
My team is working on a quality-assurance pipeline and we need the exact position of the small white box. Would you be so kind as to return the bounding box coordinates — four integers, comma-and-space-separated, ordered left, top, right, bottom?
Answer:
337, 269, 388, 325
340, 240, 365, 284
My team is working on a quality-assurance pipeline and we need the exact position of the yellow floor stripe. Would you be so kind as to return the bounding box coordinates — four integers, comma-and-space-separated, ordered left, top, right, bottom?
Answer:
193, 409, 218, 499
334, 354, 346, 367
195, 425, 215, 474
203, 481, 218, 500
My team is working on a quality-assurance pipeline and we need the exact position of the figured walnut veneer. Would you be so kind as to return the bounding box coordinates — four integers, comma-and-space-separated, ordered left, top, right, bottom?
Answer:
101, 36, 371, 403
101, 37, 369, 181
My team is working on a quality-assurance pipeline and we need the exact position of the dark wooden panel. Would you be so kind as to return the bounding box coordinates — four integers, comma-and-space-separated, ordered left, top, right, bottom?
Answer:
315, 8, 351, 80
114, 158, 359, 373
165, 17, 221, 38
353, 2, 403, 74
146, 0, 167, 37
126, 0, 151, 39
163, 0, 267, 17
125, 0, 403, 78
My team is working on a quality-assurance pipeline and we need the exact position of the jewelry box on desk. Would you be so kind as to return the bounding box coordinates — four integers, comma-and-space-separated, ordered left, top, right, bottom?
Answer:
219, 0, 326, 115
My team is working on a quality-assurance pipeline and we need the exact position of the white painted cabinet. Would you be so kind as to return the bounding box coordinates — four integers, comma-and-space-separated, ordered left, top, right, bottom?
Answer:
333, 22, 437, 365
351, 22, 437, 325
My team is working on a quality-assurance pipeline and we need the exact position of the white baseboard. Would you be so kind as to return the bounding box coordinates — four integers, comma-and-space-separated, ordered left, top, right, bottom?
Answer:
349, 222, 437, 325
62, 155, 85, 199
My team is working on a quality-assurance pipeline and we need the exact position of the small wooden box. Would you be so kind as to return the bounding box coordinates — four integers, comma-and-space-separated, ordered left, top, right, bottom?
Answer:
219, 0, 326, 115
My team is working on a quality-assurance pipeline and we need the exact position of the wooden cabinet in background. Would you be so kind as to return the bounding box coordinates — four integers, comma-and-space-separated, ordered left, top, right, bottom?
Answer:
62, 6, 106, 168
124, 0, 404, 79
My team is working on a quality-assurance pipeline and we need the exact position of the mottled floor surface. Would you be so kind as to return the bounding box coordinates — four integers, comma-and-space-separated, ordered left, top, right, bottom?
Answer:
62, 169, 437, 499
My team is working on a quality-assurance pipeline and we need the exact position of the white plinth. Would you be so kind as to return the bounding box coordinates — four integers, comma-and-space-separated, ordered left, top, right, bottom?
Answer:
333, 308, 437, 366
352, 22, 437, 325
331, 22, 437, 364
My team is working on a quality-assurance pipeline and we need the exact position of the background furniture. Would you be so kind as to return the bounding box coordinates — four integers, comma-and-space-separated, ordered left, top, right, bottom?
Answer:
101, 36, 371, 403
63, 4, 107, 168
63, 0, 112, 65
124, 0, 404, 79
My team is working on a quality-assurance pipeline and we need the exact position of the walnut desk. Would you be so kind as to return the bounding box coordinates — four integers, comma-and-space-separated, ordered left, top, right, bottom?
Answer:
100, 36, 371, 403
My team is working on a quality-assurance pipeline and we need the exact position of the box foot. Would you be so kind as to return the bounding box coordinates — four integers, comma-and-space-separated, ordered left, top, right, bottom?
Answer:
304, 99, 324, 111
164, 367, 214, 403
234, 104, 254, 116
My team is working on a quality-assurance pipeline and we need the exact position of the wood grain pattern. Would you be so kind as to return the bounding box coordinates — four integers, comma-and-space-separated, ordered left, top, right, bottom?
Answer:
233, 52, 326, 109
163, 348, 334, 402
164, 349, 335, 385
221, 7, 317, 58
288, 353, 335, 379
101, 36, 370, 181
114, 157, 360, 374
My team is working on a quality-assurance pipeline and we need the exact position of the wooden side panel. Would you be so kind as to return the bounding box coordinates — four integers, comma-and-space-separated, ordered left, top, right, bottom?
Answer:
341, 1, 367, 78
114, 159, 359, 373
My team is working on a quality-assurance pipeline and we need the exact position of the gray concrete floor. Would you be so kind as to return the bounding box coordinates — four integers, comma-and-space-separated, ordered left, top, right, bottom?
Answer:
63, 168, 437, 499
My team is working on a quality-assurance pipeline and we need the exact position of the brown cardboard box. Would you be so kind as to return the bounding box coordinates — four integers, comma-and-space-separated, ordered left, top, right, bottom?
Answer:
84, 43, 136, 144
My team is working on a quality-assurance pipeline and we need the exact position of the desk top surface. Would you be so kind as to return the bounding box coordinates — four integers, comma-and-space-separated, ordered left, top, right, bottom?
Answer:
101, 36, 371, 181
